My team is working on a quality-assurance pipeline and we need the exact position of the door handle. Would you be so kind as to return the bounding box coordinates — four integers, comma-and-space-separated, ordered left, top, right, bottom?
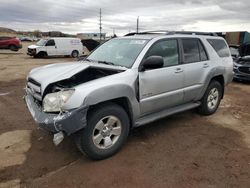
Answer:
203, 63, 209, 68
175, 68, 183, 73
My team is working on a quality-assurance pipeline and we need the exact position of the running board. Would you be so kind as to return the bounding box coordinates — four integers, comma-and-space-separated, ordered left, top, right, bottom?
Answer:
135, 102, 201, 127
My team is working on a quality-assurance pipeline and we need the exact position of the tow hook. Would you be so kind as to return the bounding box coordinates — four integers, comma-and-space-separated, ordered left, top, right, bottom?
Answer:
53, 131, 64, 146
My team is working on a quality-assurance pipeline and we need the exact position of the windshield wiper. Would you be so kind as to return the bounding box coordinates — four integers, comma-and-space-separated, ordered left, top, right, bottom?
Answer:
97, 61, 115, 66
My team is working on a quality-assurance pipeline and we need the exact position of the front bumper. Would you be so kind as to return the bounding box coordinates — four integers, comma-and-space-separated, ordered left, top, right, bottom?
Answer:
27, 48, 36, 56
233, 68, 250, 81
24, 93, 88, 135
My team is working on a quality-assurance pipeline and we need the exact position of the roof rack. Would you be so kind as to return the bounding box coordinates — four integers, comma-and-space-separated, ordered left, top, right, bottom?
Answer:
124, 30, 218, 37
169, 31, 218, 36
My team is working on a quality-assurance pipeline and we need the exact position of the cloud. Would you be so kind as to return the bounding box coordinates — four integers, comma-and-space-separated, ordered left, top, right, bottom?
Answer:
0, 0, 249, 35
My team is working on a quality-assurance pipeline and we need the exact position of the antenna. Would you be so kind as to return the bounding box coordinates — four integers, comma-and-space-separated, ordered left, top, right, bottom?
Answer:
99, 8, 102, 42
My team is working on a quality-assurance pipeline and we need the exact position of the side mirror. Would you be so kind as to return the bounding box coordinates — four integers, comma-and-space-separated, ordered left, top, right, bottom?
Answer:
140, 56, 164, 71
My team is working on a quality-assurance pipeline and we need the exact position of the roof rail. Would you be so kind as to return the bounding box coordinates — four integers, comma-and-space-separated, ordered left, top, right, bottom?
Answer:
124, 30, 169, 36
169, 31, 218, 36
124, 30, 218, 37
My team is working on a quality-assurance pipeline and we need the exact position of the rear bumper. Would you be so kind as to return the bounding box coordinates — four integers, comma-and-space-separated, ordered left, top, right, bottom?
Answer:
24, 93, 88, 135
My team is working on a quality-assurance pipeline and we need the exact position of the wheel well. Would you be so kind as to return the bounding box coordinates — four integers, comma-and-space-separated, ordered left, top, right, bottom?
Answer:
38, 51, 47, 55
88, 97, 134, 128
211, 75, 225, 98
72, 50, 79, 54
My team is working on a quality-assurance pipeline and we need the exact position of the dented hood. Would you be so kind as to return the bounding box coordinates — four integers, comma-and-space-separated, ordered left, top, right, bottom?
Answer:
28, 44, 41, 49
28, 61, 127, 93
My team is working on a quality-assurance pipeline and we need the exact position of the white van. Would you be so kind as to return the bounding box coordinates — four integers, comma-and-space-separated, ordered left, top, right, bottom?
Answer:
27, 37, 83, 58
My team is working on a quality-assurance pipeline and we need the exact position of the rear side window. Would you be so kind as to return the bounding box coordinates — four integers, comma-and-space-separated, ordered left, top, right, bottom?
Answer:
198, 41, 208, 61
0, 37, 11, 41
182, 39, 200, 63
207, 39, 230, 57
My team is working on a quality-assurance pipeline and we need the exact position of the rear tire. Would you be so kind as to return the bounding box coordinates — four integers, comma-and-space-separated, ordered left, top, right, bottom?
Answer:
74, 103, 130, 160
9, 45, 18, 51
198, 80, 222, 115
71, 50, 79, 58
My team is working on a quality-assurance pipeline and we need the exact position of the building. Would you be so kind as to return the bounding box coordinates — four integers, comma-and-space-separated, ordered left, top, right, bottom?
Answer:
216, 31, 250, 45
77, 33, 106, 41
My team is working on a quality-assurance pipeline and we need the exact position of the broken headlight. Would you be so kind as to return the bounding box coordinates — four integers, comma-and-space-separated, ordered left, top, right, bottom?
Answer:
43, 90, 75, 112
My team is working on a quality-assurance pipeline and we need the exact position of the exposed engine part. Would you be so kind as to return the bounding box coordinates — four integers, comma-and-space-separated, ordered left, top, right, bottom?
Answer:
46, 67, 123, 95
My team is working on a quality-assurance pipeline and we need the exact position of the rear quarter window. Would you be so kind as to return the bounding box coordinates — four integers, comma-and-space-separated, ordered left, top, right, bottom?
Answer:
207, 39, 230, 57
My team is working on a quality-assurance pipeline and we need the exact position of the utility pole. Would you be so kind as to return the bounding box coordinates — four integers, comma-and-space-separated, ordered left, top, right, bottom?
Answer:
136, 16, 139, 33
99, 8, 102, 42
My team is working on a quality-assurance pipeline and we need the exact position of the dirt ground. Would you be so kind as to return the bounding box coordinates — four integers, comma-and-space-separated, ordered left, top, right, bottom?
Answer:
0, 42, 250, 188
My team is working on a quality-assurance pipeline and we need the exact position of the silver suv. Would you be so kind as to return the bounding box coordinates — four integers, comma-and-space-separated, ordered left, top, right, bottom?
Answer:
25, 31, 233, 160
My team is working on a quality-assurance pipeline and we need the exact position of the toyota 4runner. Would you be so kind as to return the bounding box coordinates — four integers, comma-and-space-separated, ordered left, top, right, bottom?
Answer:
24, 31, 234, 160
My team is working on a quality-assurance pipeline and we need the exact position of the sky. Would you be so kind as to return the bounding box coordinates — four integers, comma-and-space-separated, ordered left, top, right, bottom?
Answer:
0, 0, 249, 36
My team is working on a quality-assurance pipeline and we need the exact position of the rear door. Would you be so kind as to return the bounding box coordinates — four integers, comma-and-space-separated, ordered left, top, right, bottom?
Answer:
180, 38, 210, 103
45, 39, 57, 55
139, 39, 184, 115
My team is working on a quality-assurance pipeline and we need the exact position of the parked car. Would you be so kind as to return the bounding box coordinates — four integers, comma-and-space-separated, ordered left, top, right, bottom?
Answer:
233, 42, 250, 81
27, 37, 83, 58
20, 37, 33, 42
0, 36, 22, 51
24, 31, 233, 160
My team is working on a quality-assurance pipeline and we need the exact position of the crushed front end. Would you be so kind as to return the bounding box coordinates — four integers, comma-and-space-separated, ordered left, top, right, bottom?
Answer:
24, 77, 88, 139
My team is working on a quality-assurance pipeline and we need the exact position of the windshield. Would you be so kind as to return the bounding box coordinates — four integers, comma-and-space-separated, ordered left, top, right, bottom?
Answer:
87, 38, 149, 68
36, 39, 47, 46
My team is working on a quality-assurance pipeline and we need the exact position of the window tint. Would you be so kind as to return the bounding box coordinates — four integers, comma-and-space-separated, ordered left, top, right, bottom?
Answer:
198, 41, 208, 61
46, 40, 55, 46
207, 39, 230, 57
182, 39, 200, 63
146, 40, 179, 67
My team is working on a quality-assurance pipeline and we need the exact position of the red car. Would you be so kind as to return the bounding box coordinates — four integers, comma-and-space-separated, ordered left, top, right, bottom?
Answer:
0, 36, 22, 51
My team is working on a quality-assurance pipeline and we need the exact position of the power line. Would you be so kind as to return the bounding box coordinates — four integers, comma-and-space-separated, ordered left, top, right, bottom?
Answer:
99, 8, 102, 42
136, 16, 139, 33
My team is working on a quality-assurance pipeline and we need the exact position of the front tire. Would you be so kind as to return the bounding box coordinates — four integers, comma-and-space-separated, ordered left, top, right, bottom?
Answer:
198, 80, 222, 115
34, 52, 47, 58
74, 103, 130, 160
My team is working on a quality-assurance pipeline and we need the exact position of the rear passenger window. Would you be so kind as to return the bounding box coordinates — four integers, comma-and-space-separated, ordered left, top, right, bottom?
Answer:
198, 41, 208, 61
182, 39, 200, 63
207, 39, 230, 57
146, 39, 179, 67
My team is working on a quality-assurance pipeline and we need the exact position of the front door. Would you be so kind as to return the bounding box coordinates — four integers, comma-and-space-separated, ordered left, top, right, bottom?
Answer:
45, 39, 57, 56
139, 39, 184, 115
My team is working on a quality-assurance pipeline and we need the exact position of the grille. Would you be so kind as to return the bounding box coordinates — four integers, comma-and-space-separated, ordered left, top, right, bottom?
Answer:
28, 48, 33, 53
238, 67, 250, 74
27, 77, 42, 101
27, 48, 36, 54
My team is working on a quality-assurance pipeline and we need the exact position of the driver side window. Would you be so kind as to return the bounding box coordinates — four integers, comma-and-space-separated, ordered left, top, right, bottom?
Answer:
146, 39, 179, 67
46, 40, 55, 46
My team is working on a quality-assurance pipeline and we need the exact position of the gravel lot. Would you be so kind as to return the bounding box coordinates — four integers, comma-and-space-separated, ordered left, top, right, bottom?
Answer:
0, 42, 250, 188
